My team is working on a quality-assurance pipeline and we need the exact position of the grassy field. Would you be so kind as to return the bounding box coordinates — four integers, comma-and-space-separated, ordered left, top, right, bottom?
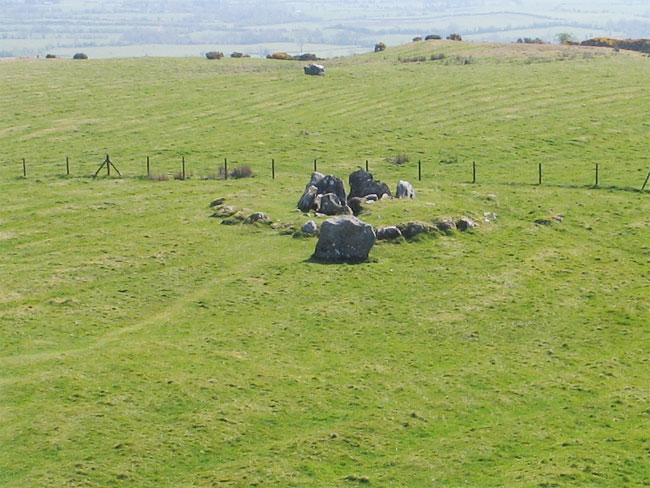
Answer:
1, 41, 649, 487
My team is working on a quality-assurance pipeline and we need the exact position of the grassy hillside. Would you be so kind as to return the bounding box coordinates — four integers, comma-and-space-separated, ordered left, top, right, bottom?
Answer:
1, 41, 649, 487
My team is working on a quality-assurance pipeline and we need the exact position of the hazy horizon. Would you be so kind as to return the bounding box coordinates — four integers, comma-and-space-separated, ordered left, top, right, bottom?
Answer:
1, 0, 649, 58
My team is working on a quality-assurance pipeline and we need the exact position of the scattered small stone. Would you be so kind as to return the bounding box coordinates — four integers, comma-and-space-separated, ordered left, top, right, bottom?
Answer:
221, 213, 246, 225
209, 197, 226, 207
396, 180, 416, 199
456, 217, 476, 231
376, 226, 402, 240
246, 212, 269, 224
301, 220, 318, 234
484, 211, 498, 222
397, 221, 435, 239
434, 219, 457, 232
534, 218, 554, 226
213, 205, 237, 217
344, 475, 370, 483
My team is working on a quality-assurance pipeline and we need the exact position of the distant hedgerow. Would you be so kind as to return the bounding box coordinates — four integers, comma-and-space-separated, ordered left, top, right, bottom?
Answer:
266, 52, 292, 60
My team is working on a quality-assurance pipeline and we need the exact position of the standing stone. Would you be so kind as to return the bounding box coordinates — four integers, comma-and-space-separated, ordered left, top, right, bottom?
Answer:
396, 180, 416, 199
313, 216, 376, 262
298, 173, 347, 213
298, 185, 319, 212
348, 169, 391, 199
315, 175, 347, 204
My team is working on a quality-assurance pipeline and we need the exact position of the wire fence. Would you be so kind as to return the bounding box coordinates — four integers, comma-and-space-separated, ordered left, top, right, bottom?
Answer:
3, 153, 650, 193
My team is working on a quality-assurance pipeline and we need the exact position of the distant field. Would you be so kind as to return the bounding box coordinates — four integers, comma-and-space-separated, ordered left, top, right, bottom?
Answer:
1, 41, 649, 487
3, 0, 650, 58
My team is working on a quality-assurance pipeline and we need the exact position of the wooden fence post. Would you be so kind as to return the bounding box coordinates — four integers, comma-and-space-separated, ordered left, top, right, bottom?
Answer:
538, 163, 542, 185
224, 158, 228, 180
313, 158, 317, 172
107, 155, 111, 176
22, 158, 26, 177
146, 156, 150, 176
66, 156, 70, 176
641, 168, 650, 191
472, 161, 476, 184
182, 156, 186, 180
272, 159, 275, 180
365, 159, 369, 172
418, 160, 422, 181
595, 164, 599, 188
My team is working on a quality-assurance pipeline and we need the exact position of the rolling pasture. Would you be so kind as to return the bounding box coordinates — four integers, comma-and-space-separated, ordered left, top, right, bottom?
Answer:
0, 41, 649, 487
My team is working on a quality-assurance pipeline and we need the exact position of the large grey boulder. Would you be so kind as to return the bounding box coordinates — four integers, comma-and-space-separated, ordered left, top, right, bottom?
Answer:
396, 180, 416, 199
348, 169, 391, 199
313, 216, 376, 262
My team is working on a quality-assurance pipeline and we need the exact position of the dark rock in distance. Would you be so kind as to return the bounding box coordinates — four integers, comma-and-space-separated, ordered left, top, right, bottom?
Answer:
313, 216, 376, 262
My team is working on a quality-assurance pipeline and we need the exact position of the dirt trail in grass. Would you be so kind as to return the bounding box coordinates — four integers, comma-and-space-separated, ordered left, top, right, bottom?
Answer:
0, 275, 221, 373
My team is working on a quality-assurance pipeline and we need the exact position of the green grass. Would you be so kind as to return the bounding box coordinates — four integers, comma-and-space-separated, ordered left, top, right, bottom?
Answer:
1, 41, 649, 487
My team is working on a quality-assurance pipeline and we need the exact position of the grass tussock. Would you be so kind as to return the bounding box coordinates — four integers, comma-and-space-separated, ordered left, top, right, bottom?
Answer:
145, 173, 169, 181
